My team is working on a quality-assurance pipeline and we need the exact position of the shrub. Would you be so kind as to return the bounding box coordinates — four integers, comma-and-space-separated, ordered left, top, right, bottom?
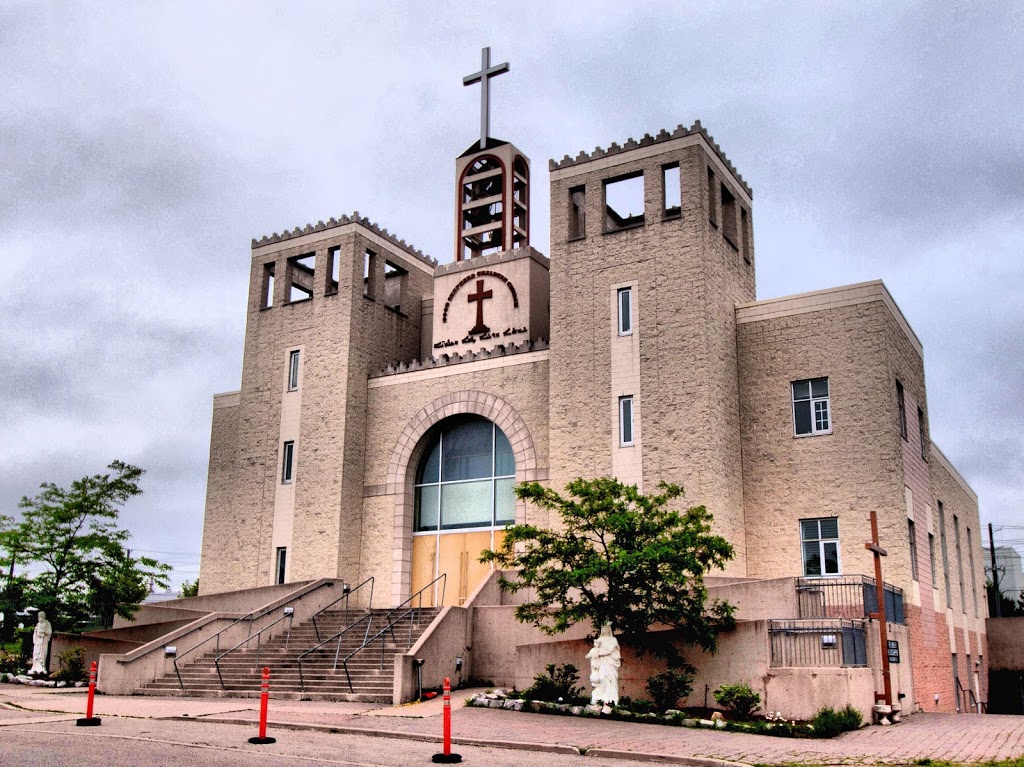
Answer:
713, 683, 761, 718
811, 704, 861, 738
524, 663, 583, 703
54, 647, 88, 683
646, 665, 695, 713
0, 648, 24, 675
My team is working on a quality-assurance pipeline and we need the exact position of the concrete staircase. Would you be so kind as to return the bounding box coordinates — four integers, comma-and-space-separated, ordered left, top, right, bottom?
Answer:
138, 606, 441, 702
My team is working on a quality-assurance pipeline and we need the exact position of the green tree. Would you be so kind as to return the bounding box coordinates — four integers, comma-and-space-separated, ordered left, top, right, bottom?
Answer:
178, 578, 199, 598
10, 461, 170, 631
482, 478, 735, 664
0, 514, 29, 642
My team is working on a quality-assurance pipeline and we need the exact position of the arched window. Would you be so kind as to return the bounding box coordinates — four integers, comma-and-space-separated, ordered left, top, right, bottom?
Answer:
414, 416, 516, 532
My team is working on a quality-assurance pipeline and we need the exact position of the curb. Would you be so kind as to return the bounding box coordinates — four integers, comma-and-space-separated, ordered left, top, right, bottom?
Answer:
176, 715, 751, 765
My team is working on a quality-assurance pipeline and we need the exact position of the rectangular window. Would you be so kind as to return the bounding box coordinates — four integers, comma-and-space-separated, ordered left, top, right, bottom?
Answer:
955, 514, 966, 613
968, 527, 978, 617
363, 250, 377, 298
939, 500, 951, 607
568, 185, 586, 240
326, 246, 340, 294
281, 441, 294, 484
918, 406, 928, 461
662, 163, 681, 218
604, 172, 645, 231
929, 532, 938, 587
617, 287, 632, 336
262, 262, 275, 308
721, 183, 737, 247
801, 517, 841, 577
896, 380, 907, 440
707, 167, 717, 226
908, 518, 919, 581
287, 254, 314, 302
619, 396, 634, 446
741, 207, 751, 264
288, 350, 300, 391
792, 377, 831, 436
275, 547, 287, 585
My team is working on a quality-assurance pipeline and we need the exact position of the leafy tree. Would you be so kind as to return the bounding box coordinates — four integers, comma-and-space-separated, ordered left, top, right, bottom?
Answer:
0, 515, 29, 642
482, 478, 735, 665
179, 578, 200, 598
9, 461, 170, 631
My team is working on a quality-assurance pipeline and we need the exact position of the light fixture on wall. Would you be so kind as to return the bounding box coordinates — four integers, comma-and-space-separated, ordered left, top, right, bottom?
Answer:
164, 646, 177, 658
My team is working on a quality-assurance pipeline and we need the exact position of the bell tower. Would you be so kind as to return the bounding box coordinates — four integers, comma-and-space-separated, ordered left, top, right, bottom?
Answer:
455, 47, 530, 261
429, 47, 548, 357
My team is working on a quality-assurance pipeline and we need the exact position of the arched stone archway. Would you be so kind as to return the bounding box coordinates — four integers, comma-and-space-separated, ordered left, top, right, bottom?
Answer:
388, 391, 538, 605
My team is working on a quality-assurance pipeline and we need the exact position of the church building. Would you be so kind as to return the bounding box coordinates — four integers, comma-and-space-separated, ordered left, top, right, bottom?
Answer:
195, 49, 987, 716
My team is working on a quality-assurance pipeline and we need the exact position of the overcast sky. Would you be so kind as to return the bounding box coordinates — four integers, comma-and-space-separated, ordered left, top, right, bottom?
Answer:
2, 2, 1021, 588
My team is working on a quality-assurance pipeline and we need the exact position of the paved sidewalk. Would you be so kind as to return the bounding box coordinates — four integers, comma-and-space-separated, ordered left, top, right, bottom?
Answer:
3, 684, 1024, 765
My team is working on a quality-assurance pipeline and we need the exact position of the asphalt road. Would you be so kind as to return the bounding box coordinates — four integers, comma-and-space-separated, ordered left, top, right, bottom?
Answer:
0, 718, 645, 767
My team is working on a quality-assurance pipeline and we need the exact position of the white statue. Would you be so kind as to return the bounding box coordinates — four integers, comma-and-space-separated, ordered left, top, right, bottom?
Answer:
29, 610, 52, 676
586, 622, 621, 705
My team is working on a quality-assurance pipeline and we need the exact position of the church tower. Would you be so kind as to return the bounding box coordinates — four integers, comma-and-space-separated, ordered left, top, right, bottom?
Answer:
546, 124, 755, 576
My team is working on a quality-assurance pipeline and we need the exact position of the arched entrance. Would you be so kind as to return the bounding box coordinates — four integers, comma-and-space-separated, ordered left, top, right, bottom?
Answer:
410, 415, 515, 606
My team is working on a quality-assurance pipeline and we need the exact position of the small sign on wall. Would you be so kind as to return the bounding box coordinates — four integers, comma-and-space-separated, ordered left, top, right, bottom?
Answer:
887, 639, 900, 663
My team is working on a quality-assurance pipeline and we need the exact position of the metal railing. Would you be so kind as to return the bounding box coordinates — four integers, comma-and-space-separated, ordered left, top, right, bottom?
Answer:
338, 573, 447, 693
797, 576, 906, 625
956, 677, 986, 713
213, 608, 298, 689
296, 611, 377, 693
172, 580, 334, 689
769, 619, 868, 668
310, 577, 374, 642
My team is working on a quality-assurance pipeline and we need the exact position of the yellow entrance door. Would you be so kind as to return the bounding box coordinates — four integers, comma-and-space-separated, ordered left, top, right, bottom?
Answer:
410, 529, 506, 607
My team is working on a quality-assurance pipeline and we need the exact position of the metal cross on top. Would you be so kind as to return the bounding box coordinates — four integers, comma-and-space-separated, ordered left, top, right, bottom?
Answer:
463, 46, 509, 150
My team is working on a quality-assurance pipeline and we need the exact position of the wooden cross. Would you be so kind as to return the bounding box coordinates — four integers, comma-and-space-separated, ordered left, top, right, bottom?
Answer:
463, 47, 509, 150
865, 510, 893, 707
467, 279, 493, 335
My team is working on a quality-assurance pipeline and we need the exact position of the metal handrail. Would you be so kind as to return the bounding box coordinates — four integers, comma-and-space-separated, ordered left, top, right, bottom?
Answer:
957, 677, 984, 713
171, 580, 334, 689
295, 611, 375, 692
339, 573, 447, 693
213, 610, 296, 689
310, 576, 374, 642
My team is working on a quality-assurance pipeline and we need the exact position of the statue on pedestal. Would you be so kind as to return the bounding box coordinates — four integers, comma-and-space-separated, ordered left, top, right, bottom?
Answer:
586, 622, 621, 705
29, 610, 52, 676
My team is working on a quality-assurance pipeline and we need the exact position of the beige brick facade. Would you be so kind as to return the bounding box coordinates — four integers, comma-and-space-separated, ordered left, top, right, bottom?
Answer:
197, 121, 985, 711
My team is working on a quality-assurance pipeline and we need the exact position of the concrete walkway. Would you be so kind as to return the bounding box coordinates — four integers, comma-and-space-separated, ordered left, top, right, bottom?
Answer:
3, 684, 1023, 765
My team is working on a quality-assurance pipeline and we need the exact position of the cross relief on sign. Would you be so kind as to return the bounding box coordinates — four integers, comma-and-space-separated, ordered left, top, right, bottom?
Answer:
463, 46, 509, 150
467, 279, 493, 335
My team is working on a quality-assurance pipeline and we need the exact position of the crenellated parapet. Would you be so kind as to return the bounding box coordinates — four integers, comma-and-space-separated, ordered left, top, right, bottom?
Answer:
549, 120, 752, 198
251, 212, 437, 268
372, 338, 549, 378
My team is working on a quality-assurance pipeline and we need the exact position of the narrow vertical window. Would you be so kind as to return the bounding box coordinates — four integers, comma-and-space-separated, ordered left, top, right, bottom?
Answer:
662, 163, 681, 218
568, 185, 586, 240
288, 350, 300, 391
918, 407, 928, 461
939, 500, 951, 607
707, 167, 717, 226
896, 380, 907, 440
908, 518, 919, 581
721, 183, 737, 247
741, 207, 751, 263
929, 532, 938, 587
617, 287, 632, 336
968, 527, 978, 617
275, 547, 287, 585
792, 377, 831, 436
326, 246, 340, 294
363, 250, 377, 298
281, 441, 294, 484
954, 514, 965, 613
262, 262, 275, 308
619, 396, 634, 446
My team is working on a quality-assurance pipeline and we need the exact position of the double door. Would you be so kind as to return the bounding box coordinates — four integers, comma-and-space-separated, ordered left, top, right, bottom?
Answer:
411, 529, 506, 606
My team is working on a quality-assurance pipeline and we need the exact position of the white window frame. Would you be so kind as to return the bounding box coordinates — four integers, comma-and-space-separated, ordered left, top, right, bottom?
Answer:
275, 547, 287, 585
619, 395, 634, 446
800, 517, 841, 577
288, 350, 300, 391
617, 287, 632, 336
792, 377, 831, 436
281, 441, 294, 484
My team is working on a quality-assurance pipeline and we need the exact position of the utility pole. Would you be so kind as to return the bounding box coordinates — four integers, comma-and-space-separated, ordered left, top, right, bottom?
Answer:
989, 523, 1002, 617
